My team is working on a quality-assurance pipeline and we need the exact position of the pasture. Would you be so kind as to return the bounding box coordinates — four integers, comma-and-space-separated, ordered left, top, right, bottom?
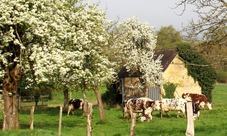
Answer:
0, 84, 227, 136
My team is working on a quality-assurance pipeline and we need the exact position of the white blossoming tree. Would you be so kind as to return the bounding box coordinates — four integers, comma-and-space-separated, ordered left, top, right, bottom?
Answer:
0, 0, 74, 130
0, 0, 115, 130
109, 17, 164, 88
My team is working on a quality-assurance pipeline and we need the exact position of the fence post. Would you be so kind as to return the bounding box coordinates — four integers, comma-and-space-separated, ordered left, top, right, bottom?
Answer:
30, 106, 35, 130
58, 107, 63, 136
84, 101, 93, 136
185, 101, 194, 136
130, 113, 137, 136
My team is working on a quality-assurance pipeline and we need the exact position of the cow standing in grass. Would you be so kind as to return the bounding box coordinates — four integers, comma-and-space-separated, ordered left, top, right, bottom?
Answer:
160, 98, 187, 118
160, 98, 200, 120
67, 99, 84, 116
182, 93, 212, 110
123, 97, 161, 122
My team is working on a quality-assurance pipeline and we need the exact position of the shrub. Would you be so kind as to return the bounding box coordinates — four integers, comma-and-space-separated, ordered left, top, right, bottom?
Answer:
101, 83, 122, 106
217, 71, 227, 83
163, 82, 177, 98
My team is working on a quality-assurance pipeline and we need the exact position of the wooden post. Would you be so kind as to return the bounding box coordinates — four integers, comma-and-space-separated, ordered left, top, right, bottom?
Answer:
30, 106, 35, 130
83, 101, 93, 136
87, 113, 92, 136
58, 107, 63, 136
130, 113, 137, 136
185, 101, 194, 136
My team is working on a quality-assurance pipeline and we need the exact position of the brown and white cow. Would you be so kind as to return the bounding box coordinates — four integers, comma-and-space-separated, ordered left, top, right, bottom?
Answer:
182, 93, 212, 110
123, 97, 161, 122
67, 99, 84, 116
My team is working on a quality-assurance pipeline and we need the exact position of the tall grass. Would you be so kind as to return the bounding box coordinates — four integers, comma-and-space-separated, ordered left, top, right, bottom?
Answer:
0, 84, 227, 136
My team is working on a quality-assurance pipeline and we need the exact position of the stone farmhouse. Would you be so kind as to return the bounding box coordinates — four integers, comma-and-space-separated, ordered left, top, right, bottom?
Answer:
118, 49, 201, 101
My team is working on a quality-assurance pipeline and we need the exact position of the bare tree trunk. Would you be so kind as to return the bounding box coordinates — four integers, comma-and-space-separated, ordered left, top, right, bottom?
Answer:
81, 83, 88, 115
93, 86, 106, 121
2, 65, 21, 130
63, 88, 69, 112
81, 84, 87, 102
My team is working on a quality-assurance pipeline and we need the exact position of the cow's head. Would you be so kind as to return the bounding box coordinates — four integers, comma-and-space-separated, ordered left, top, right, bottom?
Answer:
153, 100, 161, 111
184, 95, 192, 101
206, 102, 212, 110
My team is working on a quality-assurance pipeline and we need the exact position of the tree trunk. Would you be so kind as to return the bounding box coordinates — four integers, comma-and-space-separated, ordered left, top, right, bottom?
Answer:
2, 65, 21, 130
93, 86, 106, 121
81, 84, 87, 102
63, 88, 69, 112
81, 84, 88, 114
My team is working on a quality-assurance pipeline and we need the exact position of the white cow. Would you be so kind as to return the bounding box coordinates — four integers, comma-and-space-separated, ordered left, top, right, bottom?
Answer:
160, 98, 187, 118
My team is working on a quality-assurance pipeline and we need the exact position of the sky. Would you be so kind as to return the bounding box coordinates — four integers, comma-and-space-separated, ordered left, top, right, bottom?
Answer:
88, 0, 198, 32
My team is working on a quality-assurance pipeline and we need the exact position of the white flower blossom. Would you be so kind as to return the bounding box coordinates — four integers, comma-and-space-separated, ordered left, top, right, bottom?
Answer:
111, 16, 164, 86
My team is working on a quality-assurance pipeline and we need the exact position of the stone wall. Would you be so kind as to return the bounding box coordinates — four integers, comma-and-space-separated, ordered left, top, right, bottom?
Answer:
162, 56, 201, 98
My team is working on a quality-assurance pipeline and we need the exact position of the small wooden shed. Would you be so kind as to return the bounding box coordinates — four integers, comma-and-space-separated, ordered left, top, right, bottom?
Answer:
119, 49, 202, 101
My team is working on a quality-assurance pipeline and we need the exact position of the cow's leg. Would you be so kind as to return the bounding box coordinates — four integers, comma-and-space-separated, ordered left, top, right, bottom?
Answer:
123, 111, 130, 120
177, 111, 180, 118
144, 108, 153, 122
182, 108, 186, 118
146, 112, 152, 122
160, 110, 163, 118
177, 110, 185, 118
129, 106, 133, 119
67, 110, 70, 116
165, 111, 171, 118
122, 109, 126, 119
197, 111, 200, 120
67, 105, 72, 116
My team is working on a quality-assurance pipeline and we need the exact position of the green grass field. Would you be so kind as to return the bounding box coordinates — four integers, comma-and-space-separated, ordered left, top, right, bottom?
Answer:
0, 84, 227, 136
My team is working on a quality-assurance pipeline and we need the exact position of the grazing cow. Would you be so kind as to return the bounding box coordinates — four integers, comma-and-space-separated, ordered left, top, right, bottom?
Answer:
182, 93, 212, 110
160, 98, 187, 118
123, 97, 161, 122
67, 99, 84, 116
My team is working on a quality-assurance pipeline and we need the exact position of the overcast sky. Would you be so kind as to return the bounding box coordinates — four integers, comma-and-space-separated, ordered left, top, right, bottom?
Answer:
89, 0, 197, 32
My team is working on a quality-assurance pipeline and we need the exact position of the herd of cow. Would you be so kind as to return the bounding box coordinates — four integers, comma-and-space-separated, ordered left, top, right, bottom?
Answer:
123, 93, 212, 122
67, 93, 212, 122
